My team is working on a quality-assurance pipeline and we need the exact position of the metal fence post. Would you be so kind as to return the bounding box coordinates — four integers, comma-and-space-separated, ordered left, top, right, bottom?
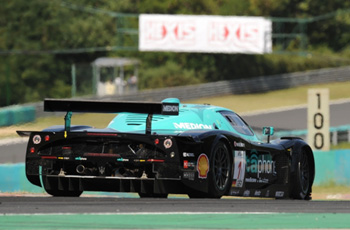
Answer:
71, 64, 76, 98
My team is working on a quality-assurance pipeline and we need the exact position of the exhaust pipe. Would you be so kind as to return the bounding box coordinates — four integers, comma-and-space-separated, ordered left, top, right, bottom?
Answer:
76, 165, 85, 174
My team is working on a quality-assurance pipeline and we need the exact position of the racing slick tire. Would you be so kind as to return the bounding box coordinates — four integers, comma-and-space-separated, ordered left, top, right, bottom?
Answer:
189, 141, 232, 198
290, 147, 313, 200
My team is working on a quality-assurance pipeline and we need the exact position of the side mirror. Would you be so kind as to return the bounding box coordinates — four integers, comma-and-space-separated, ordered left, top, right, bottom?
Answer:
262, 126, 274, 143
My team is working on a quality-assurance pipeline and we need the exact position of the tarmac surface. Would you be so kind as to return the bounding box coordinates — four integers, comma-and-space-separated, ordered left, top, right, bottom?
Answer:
242, 99, 350, 130
0, 196, 350, 214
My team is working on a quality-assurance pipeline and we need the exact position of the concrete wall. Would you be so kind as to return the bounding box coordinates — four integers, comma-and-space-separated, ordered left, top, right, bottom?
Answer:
0, 150, 349, 193
314, 149, 350, 186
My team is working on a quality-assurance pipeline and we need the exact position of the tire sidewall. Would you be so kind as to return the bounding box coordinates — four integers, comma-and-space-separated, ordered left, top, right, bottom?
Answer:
291, 148, 311, 199
208, 141, 232, 198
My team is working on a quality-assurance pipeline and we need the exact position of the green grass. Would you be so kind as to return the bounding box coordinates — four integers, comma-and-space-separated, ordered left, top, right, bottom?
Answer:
186, 81, 350, 113
2, 81, 350, 139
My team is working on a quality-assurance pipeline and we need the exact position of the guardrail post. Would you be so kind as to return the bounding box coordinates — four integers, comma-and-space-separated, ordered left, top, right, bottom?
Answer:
332, 131, 338, 146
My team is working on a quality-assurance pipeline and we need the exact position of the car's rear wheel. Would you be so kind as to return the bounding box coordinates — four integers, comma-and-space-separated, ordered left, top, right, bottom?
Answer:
188, 141, 232, 199
207, 141, 232, 198
291, 148, 312, 200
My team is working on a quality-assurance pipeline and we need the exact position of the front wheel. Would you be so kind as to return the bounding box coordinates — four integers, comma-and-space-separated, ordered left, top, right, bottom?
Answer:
291, 148, 313, 200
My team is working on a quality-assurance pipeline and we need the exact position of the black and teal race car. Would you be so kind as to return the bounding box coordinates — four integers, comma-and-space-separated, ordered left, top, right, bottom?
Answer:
17, 98, 315, 199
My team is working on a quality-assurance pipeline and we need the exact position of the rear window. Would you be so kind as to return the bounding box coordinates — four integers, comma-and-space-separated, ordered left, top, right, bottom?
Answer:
219, 111, 254, 136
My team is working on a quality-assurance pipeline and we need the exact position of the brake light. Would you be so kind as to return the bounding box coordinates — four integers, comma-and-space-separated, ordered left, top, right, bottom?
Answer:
30, 147, 35, 154
45, 135, 50, 141
154, 139, 160, 145
41, 156, 57, 159
147, 159, 165, 163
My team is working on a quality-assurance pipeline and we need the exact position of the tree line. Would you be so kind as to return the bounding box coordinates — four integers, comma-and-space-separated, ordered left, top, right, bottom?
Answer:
1, 0, 350, 107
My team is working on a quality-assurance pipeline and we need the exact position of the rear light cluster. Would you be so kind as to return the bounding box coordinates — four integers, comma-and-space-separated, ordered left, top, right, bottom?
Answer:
30, 134, 50, 154
30, 147, 35, 154
32, 134, 50, 144
153, 138, 173, 149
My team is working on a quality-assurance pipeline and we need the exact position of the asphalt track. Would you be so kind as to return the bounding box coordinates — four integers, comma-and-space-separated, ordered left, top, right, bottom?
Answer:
242, 99, 350, 130
0, 196, 350, 229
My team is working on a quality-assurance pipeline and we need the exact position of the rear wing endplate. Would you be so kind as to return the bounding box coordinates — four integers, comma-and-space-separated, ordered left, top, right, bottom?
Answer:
44, 98, 179, 135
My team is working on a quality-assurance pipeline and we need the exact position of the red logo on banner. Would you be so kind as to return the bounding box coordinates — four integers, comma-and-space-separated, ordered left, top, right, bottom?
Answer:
208, 22, 260, 48
144, 21, 196, 45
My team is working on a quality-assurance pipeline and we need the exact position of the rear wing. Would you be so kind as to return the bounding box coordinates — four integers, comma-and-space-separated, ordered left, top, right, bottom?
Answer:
44, 99, 179, 115
44, 98, 180, 135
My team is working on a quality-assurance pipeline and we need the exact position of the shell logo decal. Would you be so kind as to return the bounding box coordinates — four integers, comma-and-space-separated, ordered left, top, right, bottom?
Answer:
197, 154, 209, 179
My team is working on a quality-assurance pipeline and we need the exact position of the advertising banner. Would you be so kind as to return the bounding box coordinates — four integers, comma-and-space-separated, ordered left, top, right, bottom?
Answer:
139, 14, 272, 54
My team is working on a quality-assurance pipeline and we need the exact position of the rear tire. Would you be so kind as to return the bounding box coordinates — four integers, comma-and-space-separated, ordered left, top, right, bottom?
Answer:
291, 148, 312, 200
207, 141, 232, 198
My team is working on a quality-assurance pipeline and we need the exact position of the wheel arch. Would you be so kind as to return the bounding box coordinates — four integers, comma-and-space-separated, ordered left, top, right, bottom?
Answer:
209, 134, 233, 158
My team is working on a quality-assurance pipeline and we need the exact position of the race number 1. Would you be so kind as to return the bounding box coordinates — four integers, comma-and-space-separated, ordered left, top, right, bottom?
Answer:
307, 89, 330, 151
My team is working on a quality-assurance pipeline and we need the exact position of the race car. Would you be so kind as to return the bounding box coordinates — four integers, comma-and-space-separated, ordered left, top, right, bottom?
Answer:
17, 98, 315, 199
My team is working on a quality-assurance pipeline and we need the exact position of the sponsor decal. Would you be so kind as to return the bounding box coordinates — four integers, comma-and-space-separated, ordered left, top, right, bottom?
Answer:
58, 157, 70, 160
245, 177, 269, 183
197, 154, 209, 179
75, 157, 87, 161
275, 191, 284, 198
243, 190, 250, 197
246, 151, 276, 178
184, 160, 189, 169
134, 159, 146, 162
254, 190, 262, 196
230, 189, 240, 196
185, 161, 196, 169
164, 139, 173, 149
173, 122, 212, 130
33, 135, 41, 144
232, 150, 245, 188
234, 141, 245, 148
183, 171, 195, 181
245, 177, 257, 183
162, 104, 179, 115
183, 152, 195, 157
117, 158, 129, 162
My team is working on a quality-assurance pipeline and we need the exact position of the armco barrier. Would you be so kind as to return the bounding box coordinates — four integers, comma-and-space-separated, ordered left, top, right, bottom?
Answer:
0, 150, 349, 193
0, 106, 36, 127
